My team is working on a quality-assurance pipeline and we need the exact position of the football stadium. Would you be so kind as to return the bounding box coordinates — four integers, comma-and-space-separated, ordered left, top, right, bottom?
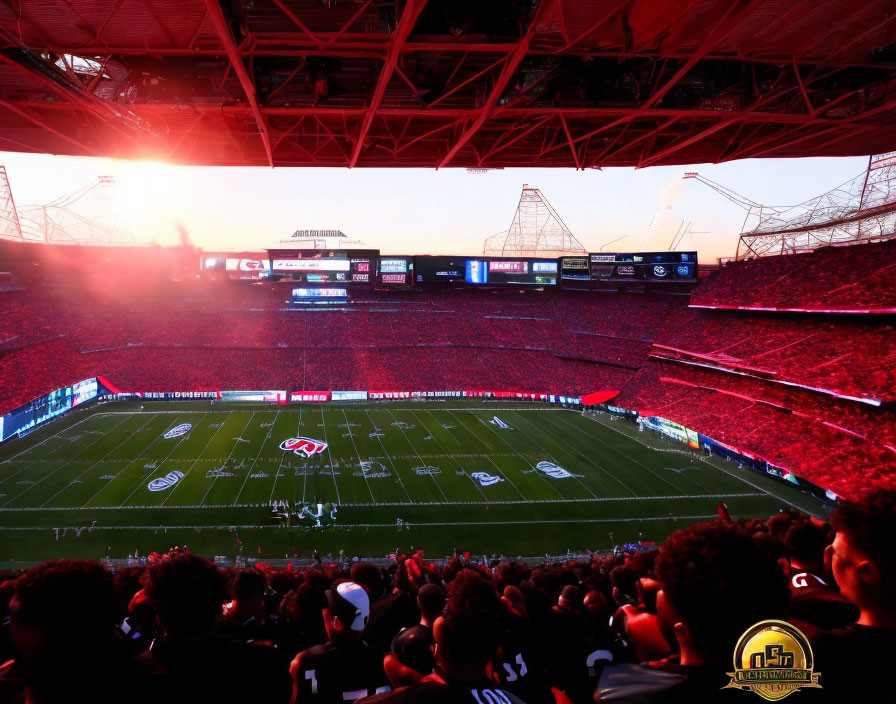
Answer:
0, 2, 894, 702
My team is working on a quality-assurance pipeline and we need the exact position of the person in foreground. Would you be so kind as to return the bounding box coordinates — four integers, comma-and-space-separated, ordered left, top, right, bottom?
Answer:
358, 569, 529, 704
812, 488, 896, 702
597, 521, 792, 702
291, 580, 391, 702
0, 559, 160, 704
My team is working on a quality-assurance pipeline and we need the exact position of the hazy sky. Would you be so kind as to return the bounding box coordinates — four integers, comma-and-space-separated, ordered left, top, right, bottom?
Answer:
0, 151, 870, 263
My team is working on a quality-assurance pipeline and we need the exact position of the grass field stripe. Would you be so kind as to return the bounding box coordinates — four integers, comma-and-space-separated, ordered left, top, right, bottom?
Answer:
0, 491, 767, 512
445, 410, 532, 500
384, 409, 448, 502
268, 408, 298, 504
37, 414, 158, 508
1, 514, 721, 531
233, 409, 280, 506
161, 412, 234, 506
580, 413, 815, 515
0, 414, 133, 507
411, 410, 489, 502
448, 409, 529, 498
198, 412, 254, 506
363, 409, 412, 503
504, 410, 626, 500
317, 407, 341, 505
0, 415, 103, 489
429, 410, 508, 501
340, 408, 376, 503
0, 412, 97, 477
555, 412, 717, 496
570, 411, 742, 497
79, 415, 185, 508
115, 414, 210, 507
464, 410, 569, 501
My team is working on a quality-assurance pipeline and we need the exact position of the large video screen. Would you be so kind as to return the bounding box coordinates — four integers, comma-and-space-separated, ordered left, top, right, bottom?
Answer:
0, 385, 73, 442
414, 257, 557, 285
269, 249, 378, 283
589, 252, 697, 281
560, 256, 590, 280
487, 259, 557, 286
377, 257, 414, 285
291, 288, 348, 305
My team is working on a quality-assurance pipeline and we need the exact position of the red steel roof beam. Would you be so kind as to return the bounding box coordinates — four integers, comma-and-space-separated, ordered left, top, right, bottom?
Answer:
640, 0, 764, 111
203, 0, 274, 167
349, 0, 428, 168
437, 0, 560, 168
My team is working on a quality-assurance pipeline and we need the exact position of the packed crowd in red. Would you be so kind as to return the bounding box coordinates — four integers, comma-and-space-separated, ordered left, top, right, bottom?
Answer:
1, 491, 893, 703
690, 239, 896, 313
651, 308, 896, 403
0, 276, 671, 414
1, 238, 895, 499
615, 361, 896, 499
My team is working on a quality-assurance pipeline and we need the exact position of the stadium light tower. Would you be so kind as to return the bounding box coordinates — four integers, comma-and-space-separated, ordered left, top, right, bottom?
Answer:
683, 155, 896, 259
483, 184, 587, 258
0, 166, 23, 242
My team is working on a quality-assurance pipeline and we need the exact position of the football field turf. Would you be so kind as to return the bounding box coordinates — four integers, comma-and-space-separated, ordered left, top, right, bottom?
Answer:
0, 402, 830, 564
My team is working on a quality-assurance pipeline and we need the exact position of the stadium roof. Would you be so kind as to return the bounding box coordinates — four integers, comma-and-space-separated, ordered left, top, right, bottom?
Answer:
0, 0, 894, 168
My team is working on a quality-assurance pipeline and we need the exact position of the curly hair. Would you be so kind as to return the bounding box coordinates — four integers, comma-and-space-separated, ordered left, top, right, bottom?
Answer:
142, 554, 227, 637
13, 559, 118, 647
439, 569, 503, 665
655, 521, 789, 654
831, 489, 896, 585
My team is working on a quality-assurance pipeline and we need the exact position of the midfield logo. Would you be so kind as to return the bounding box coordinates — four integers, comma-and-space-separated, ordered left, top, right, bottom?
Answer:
279, 436, 328, 458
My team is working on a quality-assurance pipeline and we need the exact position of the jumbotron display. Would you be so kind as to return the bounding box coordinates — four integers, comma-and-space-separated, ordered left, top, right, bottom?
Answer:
202, 250, 695, 286
588, 252, 697, 281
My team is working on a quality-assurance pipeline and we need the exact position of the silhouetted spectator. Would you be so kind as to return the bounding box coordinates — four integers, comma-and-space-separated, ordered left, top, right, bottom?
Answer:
291, 581, 390, 703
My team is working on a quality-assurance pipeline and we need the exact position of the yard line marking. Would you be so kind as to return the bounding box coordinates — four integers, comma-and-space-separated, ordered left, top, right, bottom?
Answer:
341, 408, 375, 503
1, 414, 133, 507
463, 410, 567, 500
116, 414, 214, 507
38, 414, 158, 508
580, 412, 814, 514
509, 410, 634, 498
318, 407, 341, 505
161, 413, 234, 506
3, 492, 766, 512
414, 410, 488, 501
385, 409, 448, 502
363, 410, 412, 503
269, 408, 301, 504
0, 412, 97, 473
199, 413, 254, 506
567, 411, 729, 496
446, 410, 527, 500
233, 409, 279, 505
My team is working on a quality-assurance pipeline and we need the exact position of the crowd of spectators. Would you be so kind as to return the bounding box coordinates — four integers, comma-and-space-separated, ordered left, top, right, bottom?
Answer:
0, 490, 893, 703
615, 361, 896, 499
0, 282, 680, 414
690, 239, 896, 312
652, 307, 896, 403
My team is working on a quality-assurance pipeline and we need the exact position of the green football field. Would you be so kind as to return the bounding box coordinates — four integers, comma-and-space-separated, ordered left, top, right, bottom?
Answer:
0, 402, 830, 565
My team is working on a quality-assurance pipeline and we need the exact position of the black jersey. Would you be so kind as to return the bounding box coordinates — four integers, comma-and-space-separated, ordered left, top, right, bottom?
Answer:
358, 675, 529, 704
294, 639, 391, 703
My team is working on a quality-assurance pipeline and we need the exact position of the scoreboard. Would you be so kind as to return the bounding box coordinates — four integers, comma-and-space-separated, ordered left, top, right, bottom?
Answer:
588, 252, 697, 281
377, 257, 413, 285
268, 249, 377, 283
414, 256, 558, 286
